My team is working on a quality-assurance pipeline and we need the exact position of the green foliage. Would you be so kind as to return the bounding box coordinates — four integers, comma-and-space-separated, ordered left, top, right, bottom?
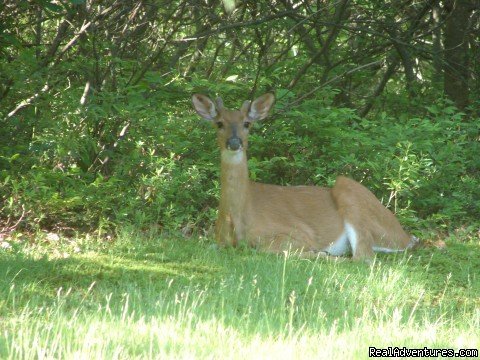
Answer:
0, 1, 478, 234
1, 78, 220, 232
1, 79, 479, 234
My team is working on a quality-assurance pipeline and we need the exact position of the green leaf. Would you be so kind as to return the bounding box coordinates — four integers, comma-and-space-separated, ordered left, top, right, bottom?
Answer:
44, 2, 64, 13
1, 33, 22, 47
10, 154, 20, 162
225, 75, 238, 82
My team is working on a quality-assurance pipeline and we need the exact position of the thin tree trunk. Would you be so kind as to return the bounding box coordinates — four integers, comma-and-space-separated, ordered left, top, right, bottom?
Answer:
444, 0, 472, 109
359, 57, 400, 118
432, 4, 443, 86
288, 0, 350, 89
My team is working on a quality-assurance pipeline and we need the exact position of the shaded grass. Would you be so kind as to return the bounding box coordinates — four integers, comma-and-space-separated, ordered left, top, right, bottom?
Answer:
0, 231, 479, 359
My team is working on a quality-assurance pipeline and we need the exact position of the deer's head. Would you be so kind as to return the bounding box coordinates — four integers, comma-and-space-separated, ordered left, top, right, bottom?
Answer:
192, 93, 275, 154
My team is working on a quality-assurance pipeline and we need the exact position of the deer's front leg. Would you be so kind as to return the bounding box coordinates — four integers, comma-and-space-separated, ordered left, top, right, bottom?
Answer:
216, 213, 245, 247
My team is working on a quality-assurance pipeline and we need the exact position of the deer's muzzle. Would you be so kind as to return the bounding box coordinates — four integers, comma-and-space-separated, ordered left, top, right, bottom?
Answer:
226, 137, 243, 151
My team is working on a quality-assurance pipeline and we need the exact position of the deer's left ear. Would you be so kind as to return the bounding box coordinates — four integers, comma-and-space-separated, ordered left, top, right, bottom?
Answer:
192, 94, 218, 121
246, 93, 275, 121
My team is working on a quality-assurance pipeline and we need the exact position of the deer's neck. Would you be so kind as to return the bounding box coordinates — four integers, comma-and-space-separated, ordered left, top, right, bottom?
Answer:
220, 150, 250, 209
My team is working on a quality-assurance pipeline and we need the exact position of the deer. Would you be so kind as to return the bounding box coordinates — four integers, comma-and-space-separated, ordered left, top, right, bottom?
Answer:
192, 92, 419, 260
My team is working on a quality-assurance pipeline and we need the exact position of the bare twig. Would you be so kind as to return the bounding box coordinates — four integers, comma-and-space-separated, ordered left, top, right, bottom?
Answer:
284, 60, 383, 109
178, 9, 300, 42
0, 205, 29, 235
7, 83, 50, 118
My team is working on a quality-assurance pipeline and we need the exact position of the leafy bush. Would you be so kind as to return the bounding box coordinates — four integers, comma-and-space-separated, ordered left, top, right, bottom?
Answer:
1, 77, 479, 235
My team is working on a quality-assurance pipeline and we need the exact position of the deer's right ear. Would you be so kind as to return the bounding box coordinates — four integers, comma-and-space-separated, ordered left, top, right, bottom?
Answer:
247, 93, 275, 121
192, 94, 218, 121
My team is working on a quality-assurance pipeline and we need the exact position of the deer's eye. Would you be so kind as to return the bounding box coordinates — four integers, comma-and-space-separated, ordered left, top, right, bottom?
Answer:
216, 122, 224, 129
244, 122, 251, 129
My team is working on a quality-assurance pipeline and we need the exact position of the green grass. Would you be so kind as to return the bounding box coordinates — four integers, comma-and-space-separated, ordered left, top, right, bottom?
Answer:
0, 231, 479, 359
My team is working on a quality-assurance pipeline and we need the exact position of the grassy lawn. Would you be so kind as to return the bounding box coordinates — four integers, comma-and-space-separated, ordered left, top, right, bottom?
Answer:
0, 231, 479, 359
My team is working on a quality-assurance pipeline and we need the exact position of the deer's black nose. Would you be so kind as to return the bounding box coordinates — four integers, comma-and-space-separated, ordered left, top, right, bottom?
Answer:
226, 137, 242, 151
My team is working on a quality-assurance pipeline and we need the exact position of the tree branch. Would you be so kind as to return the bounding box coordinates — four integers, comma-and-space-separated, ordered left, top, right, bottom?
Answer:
287, 0, 350, 89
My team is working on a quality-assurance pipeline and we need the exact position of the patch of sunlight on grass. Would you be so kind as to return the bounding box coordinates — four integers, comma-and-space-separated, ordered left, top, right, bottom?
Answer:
1, 231, 479, 358
4, 310, 479, 359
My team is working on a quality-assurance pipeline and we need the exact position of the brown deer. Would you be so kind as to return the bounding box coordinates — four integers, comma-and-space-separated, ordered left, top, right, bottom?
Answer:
192, 93, 419, 260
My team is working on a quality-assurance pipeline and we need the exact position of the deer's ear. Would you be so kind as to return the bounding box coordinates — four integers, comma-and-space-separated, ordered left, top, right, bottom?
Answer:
192, 94, 218, 121
247, 93, 275, 121
240, 100, 251, 114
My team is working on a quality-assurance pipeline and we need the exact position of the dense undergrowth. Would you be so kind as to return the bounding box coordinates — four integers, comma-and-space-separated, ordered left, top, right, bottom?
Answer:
1, 77, 479, 236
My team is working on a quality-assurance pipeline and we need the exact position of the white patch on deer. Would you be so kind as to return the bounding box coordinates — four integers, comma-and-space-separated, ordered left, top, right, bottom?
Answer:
372, 246, 404, 253
345, 222, 358, 255
221, 150, 244, 165
324, 229, 350, 256
372, 235, 419, 253
407, 236, 420, 249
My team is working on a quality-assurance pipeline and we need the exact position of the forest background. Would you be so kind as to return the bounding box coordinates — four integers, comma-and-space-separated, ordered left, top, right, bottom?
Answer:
1, 0, 479, 239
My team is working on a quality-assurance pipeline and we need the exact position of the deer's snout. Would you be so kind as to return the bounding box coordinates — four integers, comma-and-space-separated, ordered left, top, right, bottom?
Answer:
226, 136, 243, 151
